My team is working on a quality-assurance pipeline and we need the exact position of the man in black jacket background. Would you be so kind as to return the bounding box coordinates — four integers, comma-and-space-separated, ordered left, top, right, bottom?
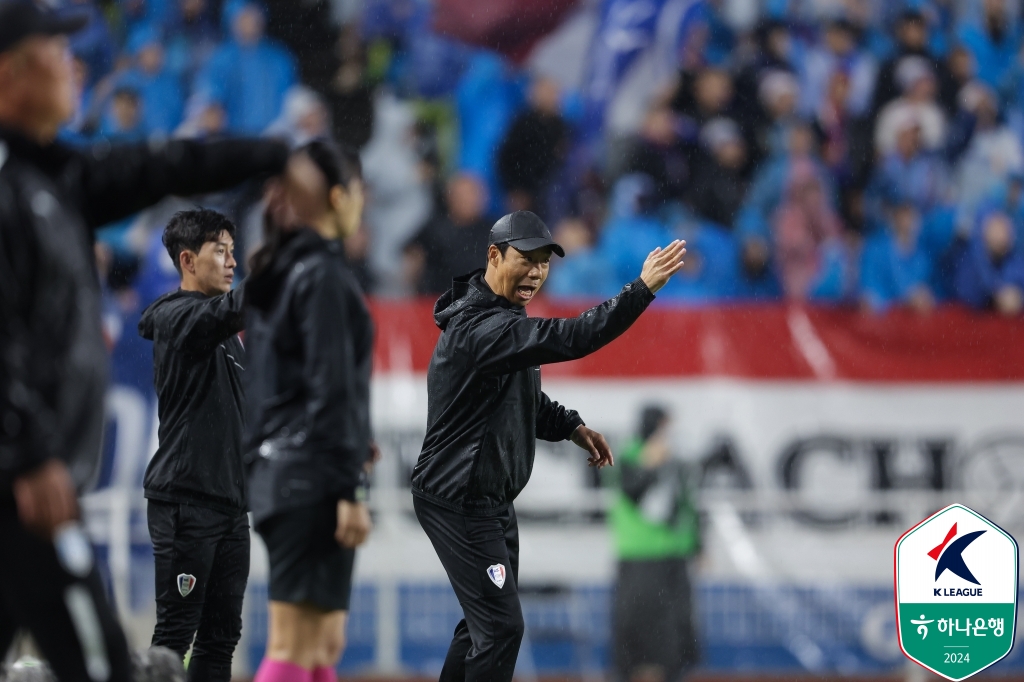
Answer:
411, 210, 686, 682
138, 209, 249, 682
0, 2, 287, 679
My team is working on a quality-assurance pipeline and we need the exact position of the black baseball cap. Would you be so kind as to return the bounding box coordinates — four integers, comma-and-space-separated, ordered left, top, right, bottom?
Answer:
0, 1, 89, 56
489, 210, 565, 258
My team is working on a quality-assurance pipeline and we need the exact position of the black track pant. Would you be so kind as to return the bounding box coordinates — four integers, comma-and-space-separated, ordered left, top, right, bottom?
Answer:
147, 500, 249, 682
413, 496, 524, 682
0, 492, 132, 682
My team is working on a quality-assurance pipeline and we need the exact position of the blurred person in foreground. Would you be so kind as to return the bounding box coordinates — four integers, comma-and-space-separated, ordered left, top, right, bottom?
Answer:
411, 211, 687, 681
138, 209, 250, 682
243, 141, 374, 682
609, 406, 701, 682
0, 1, 287, 679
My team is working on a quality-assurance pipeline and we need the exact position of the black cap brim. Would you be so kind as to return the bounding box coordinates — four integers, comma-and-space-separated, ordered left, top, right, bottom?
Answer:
504, 237, 565, 258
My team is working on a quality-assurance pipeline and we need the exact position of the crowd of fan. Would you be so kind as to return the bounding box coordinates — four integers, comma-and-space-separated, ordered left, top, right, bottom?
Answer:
432, 1, 1024, 315
70, 0, 1024, 315
62, 0, 301, 142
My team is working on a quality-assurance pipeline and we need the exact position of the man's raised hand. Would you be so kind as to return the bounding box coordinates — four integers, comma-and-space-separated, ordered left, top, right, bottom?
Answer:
640, 240, 687, 294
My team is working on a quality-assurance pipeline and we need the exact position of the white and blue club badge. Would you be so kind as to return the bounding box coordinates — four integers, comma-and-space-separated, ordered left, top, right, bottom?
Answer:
177, 573, 197, 598
486, 564, 506, 589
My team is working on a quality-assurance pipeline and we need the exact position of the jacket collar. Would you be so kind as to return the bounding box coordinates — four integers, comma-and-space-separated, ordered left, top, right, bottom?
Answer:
433, 270, 524, 330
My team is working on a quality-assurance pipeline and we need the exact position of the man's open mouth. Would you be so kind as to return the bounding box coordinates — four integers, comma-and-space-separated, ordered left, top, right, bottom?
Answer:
516, 285, 536, 300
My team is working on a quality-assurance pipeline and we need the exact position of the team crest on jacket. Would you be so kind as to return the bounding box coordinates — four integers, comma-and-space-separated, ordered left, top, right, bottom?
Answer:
486, 564, 506, 589
177, 573, 197, 598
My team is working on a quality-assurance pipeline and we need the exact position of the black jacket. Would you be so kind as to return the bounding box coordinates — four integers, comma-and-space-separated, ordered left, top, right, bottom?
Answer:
0, 127, 286, 492
411, 271, 656, 516
243, 228, 374, 524
139, 288, 247, 513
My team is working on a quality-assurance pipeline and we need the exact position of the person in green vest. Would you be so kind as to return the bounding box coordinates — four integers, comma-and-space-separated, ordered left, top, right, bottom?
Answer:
608, 405, 701, 682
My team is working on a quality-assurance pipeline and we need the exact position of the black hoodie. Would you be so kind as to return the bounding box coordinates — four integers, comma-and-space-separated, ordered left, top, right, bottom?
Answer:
411, 271, 656, 516
242, 228, 374, 525
138, 288, 247, 513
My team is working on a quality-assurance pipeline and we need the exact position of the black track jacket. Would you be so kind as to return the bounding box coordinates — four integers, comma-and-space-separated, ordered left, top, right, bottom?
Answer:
139, 289, 247, 513
411, 271, 656, 516
0, 127, 286, 493
243, 228, 374, 524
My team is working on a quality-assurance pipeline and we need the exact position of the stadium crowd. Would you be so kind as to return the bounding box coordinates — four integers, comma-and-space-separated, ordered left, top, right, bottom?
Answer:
64, 0, 1024, 316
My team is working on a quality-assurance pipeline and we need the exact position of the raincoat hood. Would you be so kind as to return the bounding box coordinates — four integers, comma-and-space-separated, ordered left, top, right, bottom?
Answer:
433, 269, 521, 331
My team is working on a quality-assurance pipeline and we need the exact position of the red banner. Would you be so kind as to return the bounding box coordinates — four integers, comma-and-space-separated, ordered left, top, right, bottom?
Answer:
369, 299, 1024, 382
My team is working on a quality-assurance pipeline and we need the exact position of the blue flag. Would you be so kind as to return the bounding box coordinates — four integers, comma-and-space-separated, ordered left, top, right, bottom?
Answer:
580, 0, 704, 144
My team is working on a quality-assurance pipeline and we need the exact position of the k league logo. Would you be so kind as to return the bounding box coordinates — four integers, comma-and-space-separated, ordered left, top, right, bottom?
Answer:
930, 523, 985, 592
895, 504, 1019, 681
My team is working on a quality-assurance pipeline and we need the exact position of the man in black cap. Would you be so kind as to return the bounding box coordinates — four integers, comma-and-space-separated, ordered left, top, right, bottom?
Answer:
0, 2, 287, 680
411, 210, 686, 681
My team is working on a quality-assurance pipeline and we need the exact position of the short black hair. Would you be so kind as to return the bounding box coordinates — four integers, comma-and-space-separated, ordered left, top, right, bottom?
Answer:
485, 242, 513, 266
162, 208, 236, 275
